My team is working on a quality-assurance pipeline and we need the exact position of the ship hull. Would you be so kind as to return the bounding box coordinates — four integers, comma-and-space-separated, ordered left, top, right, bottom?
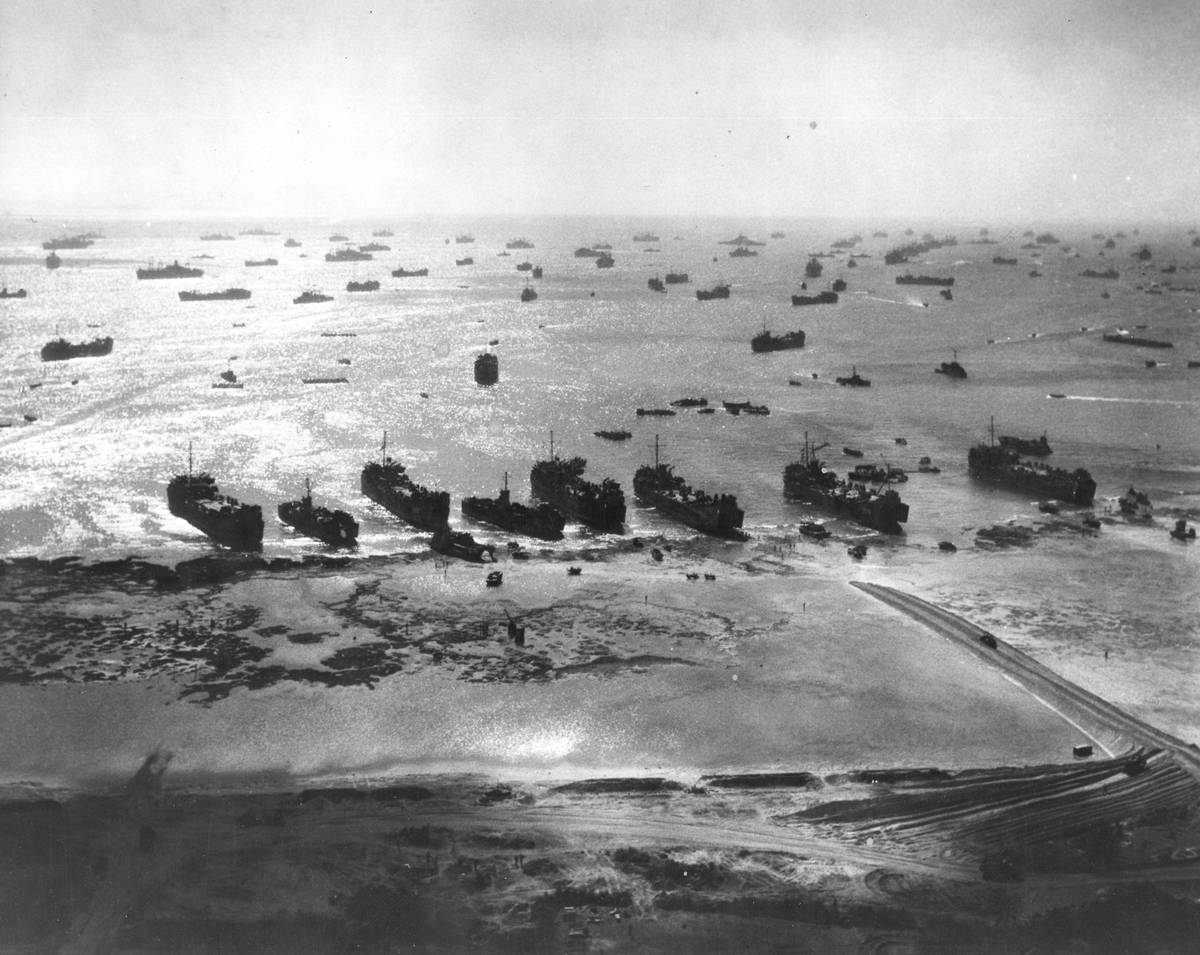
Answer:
360, 467, 450, 531
783, 464, 909, 534
633, 484, 744, 538
967, 446, 1095, 505
461, 497, 565, 541
167, 477, 263, 550
277, 501, 359, 547
530, 461, 625, 532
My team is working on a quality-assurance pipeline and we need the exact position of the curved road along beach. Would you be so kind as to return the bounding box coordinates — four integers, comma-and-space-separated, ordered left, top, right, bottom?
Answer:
851, 581, 1200, 781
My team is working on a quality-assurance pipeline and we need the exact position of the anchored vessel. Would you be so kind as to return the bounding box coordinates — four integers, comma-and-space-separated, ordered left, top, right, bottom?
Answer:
346, 280, 380, 292
474, 352, 499, 385
968, 419, 1095, 505
278, 478, 358, 547
895, 274, 955, 287
1, 287, 29, 298
634, 437, 745, 538
166, 445, 263, 550
462, 473, 565, 541
935, 353, 967, 379
42, 235, 94, 250
751, 327, 806, 352
391, 266, 429, 277
530, 437, 625, 532
696, 283, 730, 301
360, 433, 450, 531
178, 288, 251, 301
783, 435, 909, 533
245, 258, 278, 267
791, 291, 838, 306
41, 336, 113, 361
326, 248, 372, 262
293, 290, 333, 304
137, 261, 203, 280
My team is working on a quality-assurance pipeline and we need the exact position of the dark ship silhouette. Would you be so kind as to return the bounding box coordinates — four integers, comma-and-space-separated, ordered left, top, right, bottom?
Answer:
530, 436, 625, 532
968, 419, 1095, 505
178, 288, 251, 301
935, 352, 967, 379
462, 473, 565, 541
42, 235, 94, 250
346, 280, 380, 292
41, 336, 113, 361
166, 445, 263, 550
391, 266, 429, 277
696, 283, 730, 301
278, 478, 358, 547
45, 252, 62, 269
137, 261, 203, 280
326, 248, 372, 262
293, 290, 333, 304
895, 274, 955, 287
430, 526, 496, 562
360, 433, 450, 531
245, 258, 278, 267
474, 352, 498, 385
791, 291, 838, 306
633, 437, 745, 538
751, 327, 806, 352
804, 257, 823, 278
1, 287, 28, 298
783, 435, 909, 534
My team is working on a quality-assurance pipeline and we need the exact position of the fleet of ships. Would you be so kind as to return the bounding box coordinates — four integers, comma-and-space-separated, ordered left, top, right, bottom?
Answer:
15, 224, 1175, 556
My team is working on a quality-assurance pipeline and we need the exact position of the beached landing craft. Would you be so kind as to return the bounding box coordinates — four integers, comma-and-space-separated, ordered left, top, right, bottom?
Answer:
462, 472, 565, 541
277, 478, 358, 548
784, 434, 909, 534
530, 434, 625, 533
360, 433, 450, 531
968, 418, 1096, 505
634, 436, 745, 538
166, 444, 263, 550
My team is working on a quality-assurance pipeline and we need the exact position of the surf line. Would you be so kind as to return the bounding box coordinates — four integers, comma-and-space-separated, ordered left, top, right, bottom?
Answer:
997, 672, 1115, 758
1046, 395, 1200, 407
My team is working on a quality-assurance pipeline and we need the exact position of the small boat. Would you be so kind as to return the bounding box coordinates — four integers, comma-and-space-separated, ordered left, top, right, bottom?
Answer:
669, 397, 707, 407
636, 408, 675, 417
0, 287, 28, 299
456, 257, 474, 266
938, 541, 957, 552
245, 258, 279, 267
391, 266, 429, 277
293, 290, 333, 304
486, 571, 503, 587
800, 522, 831, 540
302, 377, 349, 384
567, 566, 582, 576
835, 367, 871, 387
647, 276, 666, 292
696, 283, 731, 301
431, 526, 496, 563
843, 447, 864, 457
520, 286, 538, 302
917, 456, 940, 474
346, 280, 380, 292
847, 544, 868, 559
1169, 519, 1196, 542
595, 430, 633, 441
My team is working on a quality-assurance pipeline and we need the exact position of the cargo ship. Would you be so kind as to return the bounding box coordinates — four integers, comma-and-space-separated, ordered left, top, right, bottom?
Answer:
166, 446, 263, 550
137, 261, 203, 280
783, 435, 909, 534
462, 473, 565, 541
968, 419, 1096, 505
42, 235, 94, 250
791, 291, 838, 306
360, 433, 450, 531
293, 290, 333, 304
751, 327, 806, 352
474, 352, 498, 385
178, 288, 251, 301
391, 266, 429, 277
633, 438, 745, 538
40, 336, 113, 361
245, 258, 278, 267
530, 436, 625, 532
696, 283, 730, 301
277, 478, 358, 547
326, 248, 372, 262
895, 274, 955, 287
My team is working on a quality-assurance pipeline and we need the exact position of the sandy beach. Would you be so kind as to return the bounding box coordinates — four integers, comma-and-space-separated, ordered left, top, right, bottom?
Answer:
3, 533, 1199, 952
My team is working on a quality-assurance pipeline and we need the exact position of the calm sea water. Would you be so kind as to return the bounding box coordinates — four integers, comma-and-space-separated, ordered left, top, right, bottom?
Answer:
3, 215, 1198, 558
2, 216, 1198, 783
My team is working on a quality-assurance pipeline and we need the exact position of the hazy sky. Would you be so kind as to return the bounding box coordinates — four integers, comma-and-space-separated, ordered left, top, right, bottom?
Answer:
2, 0, 1198, 220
